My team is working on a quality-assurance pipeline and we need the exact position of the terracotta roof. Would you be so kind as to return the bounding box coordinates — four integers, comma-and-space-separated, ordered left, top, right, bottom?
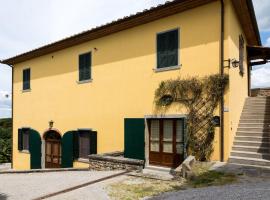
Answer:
1, 0, 261, 65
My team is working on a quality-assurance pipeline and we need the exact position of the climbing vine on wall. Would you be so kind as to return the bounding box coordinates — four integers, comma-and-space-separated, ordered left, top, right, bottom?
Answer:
155, 74, 229, 161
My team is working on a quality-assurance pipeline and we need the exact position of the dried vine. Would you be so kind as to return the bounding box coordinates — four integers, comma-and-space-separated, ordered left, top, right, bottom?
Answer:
155, 74, 229, 161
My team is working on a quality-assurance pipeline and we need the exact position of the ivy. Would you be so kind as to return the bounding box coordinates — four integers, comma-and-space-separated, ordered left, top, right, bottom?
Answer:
155, 74, 229, 161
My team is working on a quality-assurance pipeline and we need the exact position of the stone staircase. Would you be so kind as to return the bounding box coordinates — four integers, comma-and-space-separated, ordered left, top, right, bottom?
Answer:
229, 97, 270, 168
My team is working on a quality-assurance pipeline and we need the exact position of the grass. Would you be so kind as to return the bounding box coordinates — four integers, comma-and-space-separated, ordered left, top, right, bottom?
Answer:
187, 162, 238, 188
107, 177, 184, 200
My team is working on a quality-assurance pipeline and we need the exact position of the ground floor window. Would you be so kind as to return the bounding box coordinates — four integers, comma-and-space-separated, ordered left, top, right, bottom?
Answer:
75, 130, 97, 159
18, 128, 30, 151
78, 131, 90, 159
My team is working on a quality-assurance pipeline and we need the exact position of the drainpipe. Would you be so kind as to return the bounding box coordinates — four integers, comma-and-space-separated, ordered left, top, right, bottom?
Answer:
0, 61, 13, 168
220, 0, 225, 162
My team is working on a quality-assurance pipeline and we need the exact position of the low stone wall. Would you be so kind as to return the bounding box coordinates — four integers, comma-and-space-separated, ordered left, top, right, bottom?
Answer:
251, 88, 270, 97
88, 153, 144, 171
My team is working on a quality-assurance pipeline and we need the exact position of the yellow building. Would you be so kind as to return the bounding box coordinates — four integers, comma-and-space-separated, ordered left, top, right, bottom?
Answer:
1, 0, 263, 170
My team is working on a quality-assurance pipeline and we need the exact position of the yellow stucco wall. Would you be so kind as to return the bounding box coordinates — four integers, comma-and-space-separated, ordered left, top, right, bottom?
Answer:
12, 1, 248, 169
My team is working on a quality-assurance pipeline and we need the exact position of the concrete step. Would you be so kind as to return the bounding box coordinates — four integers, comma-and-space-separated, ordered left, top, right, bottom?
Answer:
239, 123, 270, 128
240, 119, 270, 123
240, 115, 270, 120
229, 156, 270, 166
236, 131, 270, 137
237, 127, 270, 132
233, 140, 270, 147
242, 110, 270, 114
231, 151, 270, 160
235, 136, 270, 142
232, 145, 270, 153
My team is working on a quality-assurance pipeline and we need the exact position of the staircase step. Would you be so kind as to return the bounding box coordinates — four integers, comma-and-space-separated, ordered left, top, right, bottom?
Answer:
232, 146, 270, 153
233, 141, 270, 147
236, 131, 270, 137
240, 119, 270, 123
237, 127, 270, 132
229, 156, 270, 166
240, 116, 270, 120
239, 123, 270, 128
235, 136, 270, 142
231, 151, 270, 159
226, 162, 270, 170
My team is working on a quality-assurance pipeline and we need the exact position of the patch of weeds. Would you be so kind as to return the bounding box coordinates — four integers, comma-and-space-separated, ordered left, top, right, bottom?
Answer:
188, 170, 237, 188
107, 177, 184, 200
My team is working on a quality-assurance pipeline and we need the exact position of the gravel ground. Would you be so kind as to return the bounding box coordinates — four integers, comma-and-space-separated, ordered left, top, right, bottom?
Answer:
150, 179, 270, 200
0, 170, 123, 200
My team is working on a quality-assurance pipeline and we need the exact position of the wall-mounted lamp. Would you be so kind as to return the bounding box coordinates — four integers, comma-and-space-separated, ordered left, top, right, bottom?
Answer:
49, 120, 54, 129
231, 58, 240, 68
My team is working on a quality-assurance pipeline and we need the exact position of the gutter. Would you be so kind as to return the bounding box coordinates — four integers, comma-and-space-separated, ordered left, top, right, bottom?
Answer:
220, 0, 224, 162
0, 61, 13, 169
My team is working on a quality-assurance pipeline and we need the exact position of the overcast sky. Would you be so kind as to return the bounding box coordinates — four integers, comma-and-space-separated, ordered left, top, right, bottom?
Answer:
0, 0, 269, 118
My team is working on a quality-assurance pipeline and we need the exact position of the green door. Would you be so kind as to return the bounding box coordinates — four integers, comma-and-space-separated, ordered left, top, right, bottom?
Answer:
124, 118, 145, 160
61, 131, 74, 168
29, 129, 41, 169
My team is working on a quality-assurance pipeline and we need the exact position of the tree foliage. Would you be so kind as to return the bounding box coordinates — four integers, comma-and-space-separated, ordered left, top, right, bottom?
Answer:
155, 74, 229, 161
0, 118, 12, 163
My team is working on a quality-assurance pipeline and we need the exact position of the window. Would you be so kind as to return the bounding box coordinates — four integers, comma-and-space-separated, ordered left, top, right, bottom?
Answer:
23, 68, 31, 90
18, 128, 29, 151
157, 29, 179, 69
239, 35, 245, 75
79, 52, 91, 81
79, 131, 90, 159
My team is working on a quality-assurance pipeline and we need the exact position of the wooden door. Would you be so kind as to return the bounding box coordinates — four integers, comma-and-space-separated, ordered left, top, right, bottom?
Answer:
149, 119, 184, 168
45, 139, 61, 168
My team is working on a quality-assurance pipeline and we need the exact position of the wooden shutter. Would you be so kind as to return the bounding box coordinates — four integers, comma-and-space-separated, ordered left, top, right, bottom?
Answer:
29, 129, 42, 169
73, 131, 79, 159
23, 69, 30, 90
157, 29, 178, 68
18, 129, 23, 151
90, 131, 97, 154
61, 131, 74, 168
239, 35, 244, 75
79, 53, 91, 81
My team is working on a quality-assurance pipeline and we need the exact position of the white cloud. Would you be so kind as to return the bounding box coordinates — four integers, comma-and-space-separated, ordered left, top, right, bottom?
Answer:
251, 63, 270, 88
265, 37, 270, 47
253, 0, 270, 31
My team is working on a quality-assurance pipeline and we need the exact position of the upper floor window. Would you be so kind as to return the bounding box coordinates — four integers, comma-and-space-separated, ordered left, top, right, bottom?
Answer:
23, 68, 31, 90
157, 29, 179, 69
239, 35, 245, 75
79, 52, 91, 81
18, 128, 29, 151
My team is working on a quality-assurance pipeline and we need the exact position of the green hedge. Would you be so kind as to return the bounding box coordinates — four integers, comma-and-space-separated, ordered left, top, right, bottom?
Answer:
0, 118, 12, 163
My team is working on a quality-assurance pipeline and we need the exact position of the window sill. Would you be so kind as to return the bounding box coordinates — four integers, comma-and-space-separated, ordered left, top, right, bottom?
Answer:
76, 158, 89, 163
153, 65, 181, 73
20, 150, 30, 154
77, 79, 92, 84
22, 89, 31, 93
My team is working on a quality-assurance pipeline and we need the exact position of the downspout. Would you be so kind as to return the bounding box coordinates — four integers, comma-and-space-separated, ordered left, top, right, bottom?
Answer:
0, 61, 13, 168
220, 0, 225, 162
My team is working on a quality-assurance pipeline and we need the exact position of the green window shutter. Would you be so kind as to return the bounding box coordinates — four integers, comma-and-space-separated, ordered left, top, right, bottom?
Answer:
73, 131, 79, 159
29, 129, 41, 169
79, 53, 91, 81
90, 131, 97, 154
157, 29, 178, 68
23, 69, 30, 90
124, 118, 145, 160
61, 131, 74, 168
18, 129, 23, 151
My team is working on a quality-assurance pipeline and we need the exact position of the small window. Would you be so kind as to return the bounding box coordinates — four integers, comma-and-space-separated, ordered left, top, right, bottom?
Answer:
79, 52, 91, 81
239, 35, 245, 75
79, 131, 90, 159
23, 68, 31, 90
18, 128, 29, 151
157, 29, 179, 69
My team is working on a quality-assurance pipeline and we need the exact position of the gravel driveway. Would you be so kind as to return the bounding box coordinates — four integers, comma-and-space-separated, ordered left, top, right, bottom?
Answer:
0, 170, 123, 200
151, 179, 270, 200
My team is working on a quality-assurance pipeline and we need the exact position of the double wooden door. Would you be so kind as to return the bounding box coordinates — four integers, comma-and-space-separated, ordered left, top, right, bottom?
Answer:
149, 119, 184, 168
45, 139, 61, 168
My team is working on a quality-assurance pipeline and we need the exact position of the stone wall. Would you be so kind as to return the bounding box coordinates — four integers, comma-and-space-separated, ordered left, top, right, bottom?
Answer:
251, 88, 270, 97
88, 153, 144, 171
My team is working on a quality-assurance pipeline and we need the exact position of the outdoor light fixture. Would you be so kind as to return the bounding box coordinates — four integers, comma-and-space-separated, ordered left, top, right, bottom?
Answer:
231, 58, 240, 68
49, 120, 54, 129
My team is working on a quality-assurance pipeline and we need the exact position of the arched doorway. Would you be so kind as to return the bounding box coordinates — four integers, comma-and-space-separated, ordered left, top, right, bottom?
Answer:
44, 130, 61, 168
